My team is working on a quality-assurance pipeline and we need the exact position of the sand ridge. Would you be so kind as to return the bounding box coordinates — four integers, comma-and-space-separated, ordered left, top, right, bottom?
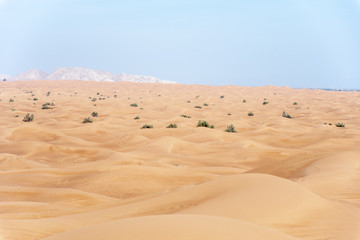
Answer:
0, 80, 359, 240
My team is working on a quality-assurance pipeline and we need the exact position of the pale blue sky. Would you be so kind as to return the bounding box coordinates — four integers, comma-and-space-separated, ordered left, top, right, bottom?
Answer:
0, 0, 359, 88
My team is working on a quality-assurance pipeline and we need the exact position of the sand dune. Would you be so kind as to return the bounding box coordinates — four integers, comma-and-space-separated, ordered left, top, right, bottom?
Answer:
0, 80, 359, 240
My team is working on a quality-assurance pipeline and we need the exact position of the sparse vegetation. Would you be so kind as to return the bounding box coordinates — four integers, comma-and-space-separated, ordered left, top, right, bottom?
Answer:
203, 103, 208, 106
82, 117, 93, 123
180, 114, 191, 118
335, 123, 345, 128
263, 101, 269, 105
227, 113, 231, 116
197, 120, 214, 129
282, 111, 292, 119
91, 112, 98, 117
248, 112, 254, 116
225, 124, 237, 133
141, 124, 153, 129
130, 103, 138, 107
194, 105, 202, 109
243, 99, 246, 103
23, 113, 34, 122
293, 102, 298, 105
167, 123, 178, 128
134, 116, 140, 120
220, 95, 224, 98
42, 102, 54, 109
9, 98, 14, 102
33, 98, 38, 101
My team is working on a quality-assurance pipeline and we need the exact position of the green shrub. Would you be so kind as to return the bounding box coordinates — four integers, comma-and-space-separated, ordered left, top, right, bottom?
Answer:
220, 95, 224, 98
227, 113, 231, 115
248, 112, 254, 116
91, 112, 98, 117
243, 99, 246, 103
225, 124, 237, 133
263, 101, 269, 105
9, 98, 14, 102
180, 114, 191, 118
82, 117, 93, 123
197, 120, 214, 128
134, 116, 140, 120
23, 113, 34, 122
203, 103, 208, 106
167, 123, 177, 128
33, 98, 38, 101
282, 111, 292, 119
141, 124, 153, 129
335, 123, 345, 128
293, 102, 298, 105
194, 106, 202, 109
42, 102, 53, 109
130, 103, 138, 107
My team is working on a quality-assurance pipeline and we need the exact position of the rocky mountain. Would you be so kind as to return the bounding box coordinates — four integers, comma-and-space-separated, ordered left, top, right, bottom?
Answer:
1, 67, 175, 84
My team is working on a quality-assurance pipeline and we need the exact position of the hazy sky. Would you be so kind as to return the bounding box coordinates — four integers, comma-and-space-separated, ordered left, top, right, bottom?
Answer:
0, 0, 359, 88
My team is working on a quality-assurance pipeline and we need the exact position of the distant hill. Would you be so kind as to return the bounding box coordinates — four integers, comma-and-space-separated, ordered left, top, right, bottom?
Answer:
1, 67, 176, 84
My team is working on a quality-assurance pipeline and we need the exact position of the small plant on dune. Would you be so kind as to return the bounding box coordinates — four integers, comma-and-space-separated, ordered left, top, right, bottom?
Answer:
91, 98, 97, 102
263, 101, 269, 105
82, 117, 93, 123
9, 98, 14, 102
130, 103, 138, 107
167, 123, 177, 128
141, 124, 153, 129
15, 115, 19, 118
42, 102, 53, 109
225, 124, 237, 133
220, 95, 224, 98
282, 111, 292, 119
197, 120, 214, 129
23, 113, 34, 122
33, 98, 38, 101
248, 112, 254, 116
180, 114, 191, 118
293, 102, 298, 105
243, 99, 246, 103
91, 112, 98, 117
227, 113, 231, 115
134, 116, 140, 120
203, 103, 208, 106
194, 105, 202, 109
187, 100, 191, 103
335, 123, 345, 128
11, 108, 16, 111
46, 91, 51, 96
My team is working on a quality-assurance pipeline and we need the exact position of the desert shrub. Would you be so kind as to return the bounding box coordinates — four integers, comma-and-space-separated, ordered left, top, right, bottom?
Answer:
263, 101, 269, 105
187, 100, 191, 103
227, 113, 231, 115
329, 123, 332, 126
225, 124, 237, 133
9, 98, 14, 102
220, 95, 224, 98
82, 117, 93, 123
141, 124, 153, 129
194, 105, 202, 109
282, 111, 292, 119
42, 102, 53, 109
293, 102, 298, 105
197, 120, 214, 129
130, 103, 138, 107
97, 92, 100, 95
243, 99, 246, 103
33, 98, 38, 101
23, 113, 34, 122
91, 98, 97, 102
91, 112, 98, 117
134, 116, 140, 120
46, 91, 51, 96
15, 115, 19, 118
248, 112, 254, 116
167, 123, 177, 128
11, 108, 16, 111
203, 103, 208, 106
180, 114, 191, 118
335, 123, 345, 128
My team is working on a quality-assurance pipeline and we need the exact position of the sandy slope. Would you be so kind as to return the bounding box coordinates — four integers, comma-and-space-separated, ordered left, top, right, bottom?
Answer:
0, 80, 359, 240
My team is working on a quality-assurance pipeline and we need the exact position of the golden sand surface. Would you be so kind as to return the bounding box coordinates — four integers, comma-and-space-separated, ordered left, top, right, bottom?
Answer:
0, 80, 359, 240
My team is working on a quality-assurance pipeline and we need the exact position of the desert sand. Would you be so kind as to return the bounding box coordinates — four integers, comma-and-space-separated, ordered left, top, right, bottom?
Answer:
0, 80, 359, 240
